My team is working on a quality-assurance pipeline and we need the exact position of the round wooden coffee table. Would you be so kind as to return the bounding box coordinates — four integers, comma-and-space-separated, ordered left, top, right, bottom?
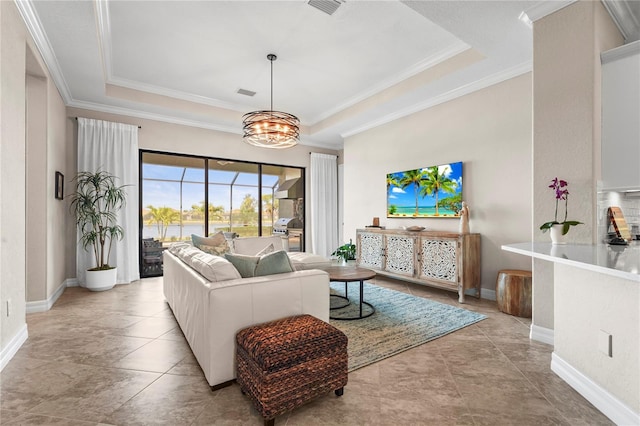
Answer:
325, 266, 376, 320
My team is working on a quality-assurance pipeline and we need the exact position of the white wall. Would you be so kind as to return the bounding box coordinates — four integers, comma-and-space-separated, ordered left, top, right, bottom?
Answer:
343, 73, 533, 295
1, 1, 73, 369
1, 0, 28, 364
554, 263, 639, 414
532, 0, 623, 331
26, 74, 48, 302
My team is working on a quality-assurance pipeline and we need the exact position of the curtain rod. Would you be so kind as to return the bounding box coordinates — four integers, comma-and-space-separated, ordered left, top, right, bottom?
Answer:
309, 152, 339, 157
75, 117, 141, 129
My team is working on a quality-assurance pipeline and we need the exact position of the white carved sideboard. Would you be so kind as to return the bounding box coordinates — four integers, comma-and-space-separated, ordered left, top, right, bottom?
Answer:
356, 229, 481, 303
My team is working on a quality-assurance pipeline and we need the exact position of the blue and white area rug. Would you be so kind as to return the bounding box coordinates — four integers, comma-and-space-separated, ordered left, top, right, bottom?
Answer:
329, 282, 486, 371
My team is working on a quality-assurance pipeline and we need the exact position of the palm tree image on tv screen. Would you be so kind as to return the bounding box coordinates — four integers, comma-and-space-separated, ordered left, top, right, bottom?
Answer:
387, 162, 463, 218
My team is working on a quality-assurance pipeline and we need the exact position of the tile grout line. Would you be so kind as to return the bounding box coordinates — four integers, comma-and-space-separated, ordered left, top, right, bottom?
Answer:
480, 323, 575, 424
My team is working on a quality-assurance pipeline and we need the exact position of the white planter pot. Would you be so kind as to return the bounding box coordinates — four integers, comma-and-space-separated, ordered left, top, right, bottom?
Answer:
85, 267, 117, 291
550, 224, 568, 245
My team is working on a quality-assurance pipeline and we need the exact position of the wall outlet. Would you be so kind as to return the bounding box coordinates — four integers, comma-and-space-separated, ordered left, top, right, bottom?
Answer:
598, 329, 613, 357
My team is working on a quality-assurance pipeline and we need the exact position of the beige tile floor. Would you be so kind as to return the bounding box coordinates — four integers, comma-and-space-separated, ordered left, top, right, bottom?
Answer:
0, 276, 612, 426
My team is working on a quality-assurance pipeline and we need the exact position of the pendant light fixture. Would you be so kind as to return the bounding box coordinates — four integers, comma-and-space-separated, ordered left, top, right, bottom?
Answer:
242, 54, 300, 149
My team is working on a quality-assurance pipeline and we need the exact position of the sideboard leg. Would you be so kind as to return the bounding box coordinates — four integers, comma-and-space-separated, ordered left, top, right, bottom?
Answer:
458, 286, 465, 304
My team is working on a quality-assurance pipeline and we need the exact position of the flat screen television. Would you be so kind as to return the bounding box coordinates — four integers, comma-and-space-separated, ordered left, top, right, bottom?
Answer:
387, 161, 462, 218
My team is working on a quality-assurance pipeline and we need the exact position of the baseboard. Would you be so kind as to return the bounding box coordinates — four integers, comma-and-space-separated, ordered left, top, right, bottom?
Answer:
551, 353, 639, 426
0, 324, 28, 372
530, 324, 554, 346
479, 288, 496, 301
26, 278, 76, 313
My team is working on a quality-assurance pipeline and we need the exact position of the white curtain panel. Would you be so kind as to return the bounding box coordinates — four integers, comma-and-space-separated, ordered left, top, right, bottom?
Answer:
77, 117, 139, 285
310, 153, 339, 257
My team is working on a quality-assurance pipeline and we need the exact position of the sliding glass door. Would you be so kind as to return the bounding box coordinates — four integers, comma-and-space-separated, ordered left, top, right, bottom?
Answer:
139, 151, 304, 277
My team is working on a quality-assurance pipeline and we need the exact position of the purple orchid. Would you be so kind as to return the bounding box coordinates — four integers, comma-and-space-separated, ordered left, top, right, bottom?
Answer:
540, 177, 582, 235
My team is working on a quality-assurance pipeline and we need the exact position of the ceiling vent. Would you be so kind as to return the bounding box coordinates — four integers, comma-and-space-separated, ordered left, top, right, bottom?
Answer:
237, 88, 256, 97
308, 0, 343, 16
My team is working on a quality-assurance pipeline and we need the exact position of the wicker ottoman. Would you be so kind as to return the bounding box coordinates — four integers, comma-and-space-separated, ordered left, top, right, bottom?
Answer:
236, 314, 348, 426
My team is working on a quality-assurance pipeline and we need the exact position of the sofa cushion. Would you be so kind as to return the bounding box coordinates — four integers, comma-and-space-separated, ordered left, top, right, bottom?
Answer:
232, 236, 284, 256
170, 242, 241, 282
168, 242, 201, 263
225, 250, 295, 278
224, 253, 260, 278
192, 232, 231, 256
189, 252, 242, 282
287, 252, 332, 271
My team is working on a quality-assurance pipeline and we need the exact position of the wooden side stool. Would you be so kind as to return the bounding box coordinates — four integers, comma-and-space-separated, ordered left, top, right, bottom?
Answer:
496, 269, 532, 318
236, 314, 348, 426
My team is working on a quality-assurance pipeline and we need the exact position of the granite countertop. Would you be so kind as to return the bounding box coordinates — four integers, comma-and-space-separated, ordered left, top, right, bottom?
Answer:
502, 241, 640, 282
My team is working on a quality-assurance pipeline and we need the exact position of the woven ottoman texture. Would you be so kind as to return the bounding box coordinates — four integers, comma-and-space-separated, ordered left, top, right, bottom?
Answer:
236, 314, 348, 426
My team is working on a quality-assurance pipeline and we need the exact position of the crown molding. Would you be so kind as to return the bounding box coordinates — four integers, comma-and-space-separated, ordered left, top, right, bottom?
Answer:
67, 99, 335, 149
106, 76, 248, 112
341, 60, 532, 139
95, 0, 112, 81
601, 39, 640, 64
310, 41, 471, 125
14, 0, 73, 103
602, 0, 640, 42
68, 99, 242, 135
520, 1, 578, 25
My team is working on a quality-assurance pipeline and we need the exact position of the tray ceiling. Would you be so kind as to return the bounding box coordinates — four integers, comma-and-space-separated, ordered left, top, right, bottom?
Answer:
19, 1, 636, 148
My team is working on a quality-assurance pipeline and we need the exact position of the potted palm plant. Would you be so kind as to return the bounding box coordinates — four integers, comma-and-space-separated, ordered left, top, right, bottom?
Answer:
70, 170, 127, 291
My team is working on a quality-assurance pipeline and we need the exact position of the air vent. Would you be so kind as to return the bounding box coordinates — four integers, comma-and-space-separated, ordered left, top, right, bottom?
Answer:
308, 0, 343, 16
237, 88, 256, 97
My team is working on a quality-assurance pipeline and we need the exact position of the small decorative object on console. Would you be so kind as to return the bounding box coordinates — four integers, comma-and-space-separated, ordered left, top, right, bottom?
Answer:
405, 226, 425, 232
459, 202, 470, 234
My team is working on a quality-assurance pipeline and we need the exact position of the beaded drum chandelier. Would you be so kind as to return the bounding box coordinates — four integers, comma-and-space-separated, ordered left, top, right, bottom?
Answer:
242, 54, 300, 149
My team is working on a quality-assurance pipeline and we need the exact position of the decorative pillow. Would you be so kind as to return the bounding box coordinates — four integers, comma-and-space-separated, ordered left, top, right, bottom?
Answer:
191, 232, 230, 256
224, 253, 260, 278
169, 243, 201, 264
254, 250, 295, 277
189, 252, 241, 282
255, 243, 275, 257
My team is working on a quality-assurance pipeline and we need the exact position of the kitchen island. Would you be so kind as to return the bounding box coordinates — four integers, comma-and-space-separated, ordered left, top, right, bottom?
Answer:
502, 242, 639, 425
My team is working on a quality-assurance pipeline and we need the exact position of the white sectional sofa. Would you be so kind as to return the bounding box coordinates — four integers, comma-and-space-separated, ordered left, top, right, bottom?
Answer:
163, 242, 330, 390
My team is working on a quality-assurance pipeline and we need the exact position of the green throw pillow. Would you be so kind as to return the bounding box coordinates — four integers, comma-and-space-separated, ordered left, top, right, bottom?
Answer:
225, 250, 294, 278
224, 253, 260, 278
254, 250, 294, 277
